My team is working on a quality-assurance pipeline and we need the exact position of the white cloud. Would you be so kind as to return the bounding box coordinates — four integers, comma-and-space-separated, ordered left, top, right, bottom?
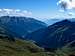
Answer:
68, 12, 74, 16
59, 9, 65, 12
28, 12, 32, 15
23, 10, 28, 13
57, 0, 75, 18
15, 9, 21, 12
0, 8, 32, 17
57, 0, 75, 10
0, 9, 2, 11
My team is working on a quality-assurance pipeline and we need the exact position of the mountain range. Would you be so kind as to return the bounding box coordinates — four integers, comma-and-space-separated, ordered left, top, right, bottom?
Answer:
0, 16, 47, 39
0, 16, 75, 49
26, 19, 75, 49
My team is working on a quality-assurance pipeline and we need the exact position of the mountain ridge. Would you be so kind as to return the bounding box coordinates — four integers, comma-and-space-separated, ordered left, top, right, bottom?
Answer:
0, 16, 47, 39
26, 19, 75, 48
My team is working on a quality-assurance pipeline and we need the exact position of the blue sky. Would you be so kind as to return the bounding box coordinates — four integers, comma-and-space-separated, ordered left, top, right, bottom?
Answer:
0, 0, 60, 19
0, 0, 75, 19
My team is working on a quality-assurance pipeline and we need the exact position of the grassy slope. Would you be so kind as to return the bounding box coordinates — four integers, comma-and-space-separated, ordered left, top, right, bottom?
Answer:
0, 38, 49, 56
0, 24, 75, 56
0, 25, 51, 56
1, 37, 75, 56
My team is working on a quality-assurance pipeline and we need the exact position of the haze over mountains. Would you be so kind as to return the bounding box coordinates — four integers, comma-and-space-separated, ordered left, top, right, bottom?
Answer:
44, 19, 62, 26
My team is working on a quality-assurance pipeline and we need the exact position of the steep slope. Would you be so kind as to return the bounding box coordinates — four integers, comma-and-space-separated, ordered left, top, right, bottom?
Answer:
26, 19, 75, 49
0, 16, 47, 38
0, 38, 46, 56
43, 20, 75, 48
0, 19, 75, 56
0, 25, 47, 56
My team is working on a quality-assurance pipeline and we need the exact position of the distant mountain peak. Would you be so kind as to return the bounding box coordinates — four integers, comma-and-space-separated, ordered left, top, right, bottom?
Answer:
61, 19, 71, 22
51, 19, 71, 26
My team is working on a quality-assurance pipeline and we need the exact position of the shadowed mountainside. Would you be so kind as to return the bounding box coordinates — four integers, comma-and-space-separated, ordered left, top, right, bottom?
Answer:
0, 16, 47, 38
26, 19, 75, 49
